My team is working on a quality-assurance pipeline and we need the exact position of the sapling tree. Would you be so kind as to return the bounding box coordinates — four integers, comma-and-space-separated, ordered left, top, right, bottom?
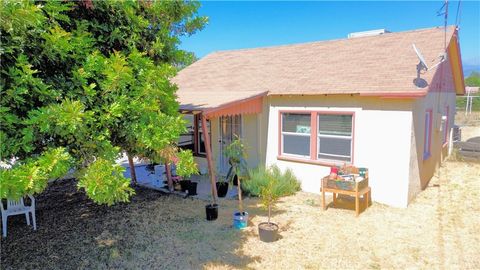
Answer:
0, 0, 206, 204
223, 136, 248, 211
244, 165, 300, 223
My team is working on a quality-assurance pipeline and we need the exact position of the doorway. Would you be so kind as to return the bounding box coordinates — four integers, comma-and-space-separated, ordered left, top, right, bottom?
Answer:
218, 115, 242, 174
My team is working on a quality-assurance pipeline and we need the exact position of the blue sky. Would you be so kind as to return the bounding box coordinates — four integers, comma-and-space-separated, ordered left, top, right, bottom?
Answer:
180, 1, 480, 75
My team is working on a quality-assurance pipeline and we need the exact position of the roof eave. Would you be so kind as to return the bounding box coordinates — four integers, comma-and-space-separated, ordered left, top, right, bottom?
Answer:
268, 91, 427, 98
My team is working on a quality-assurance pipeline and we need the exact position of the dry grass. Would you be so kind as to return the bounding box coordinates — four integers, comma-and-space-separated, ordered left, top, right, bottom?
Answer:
455, 111, 480, 127
455, 111, 480, 142
2, 161, 480, 269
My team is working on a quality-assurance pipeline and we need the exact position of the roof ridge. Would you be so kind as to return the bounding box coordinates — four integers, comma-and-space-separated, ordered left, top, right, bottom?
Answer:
207, 25, 456, 56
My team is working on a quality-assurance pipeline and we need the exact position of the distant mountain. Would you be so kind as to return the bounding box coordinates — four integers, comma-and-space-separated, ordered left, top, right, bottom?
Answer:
463, 64, 480, 77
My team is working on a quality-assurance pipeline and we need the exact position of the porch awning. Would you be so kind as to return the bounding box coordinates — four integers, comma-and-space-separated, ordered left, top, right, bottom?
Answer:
177, 89, 266, 118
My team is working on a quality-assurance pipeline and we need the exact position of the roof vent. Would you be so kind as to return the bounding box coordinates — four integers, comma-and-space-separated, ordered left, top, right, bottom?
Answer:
348, 29, 391, 38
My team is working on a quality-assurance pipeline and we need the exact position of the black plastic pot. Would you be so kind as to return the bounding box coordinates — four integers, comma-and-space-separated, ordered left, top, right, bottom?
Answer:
186, 182, 197, 196
179, 180, 191, 192
232, 174, 238, 186
205, 204, 218, 221
145, 163, 156, 173
258, 222, 279, 242
216, 182, 229, 197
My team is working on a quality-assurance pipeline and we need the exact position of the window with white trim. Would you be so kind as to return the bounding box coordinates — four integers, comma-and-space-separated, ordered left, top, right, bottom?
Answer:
317, 114, 353, 162
424, 110, 432, 159
281, 113, 311, 157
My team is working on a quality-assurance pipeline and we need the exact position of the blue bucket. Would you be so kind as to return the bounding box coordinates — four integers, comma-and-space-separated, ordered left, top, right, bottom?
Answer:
233, 211, 248, 229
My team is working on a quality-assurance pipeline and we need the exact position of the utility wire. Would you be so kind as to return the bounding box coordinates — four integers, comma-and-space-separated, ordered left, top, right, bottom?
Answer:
455, 0, 462, 28
444, 0, 448, 50
436, 2, 447, 16
436, 0, 449, 50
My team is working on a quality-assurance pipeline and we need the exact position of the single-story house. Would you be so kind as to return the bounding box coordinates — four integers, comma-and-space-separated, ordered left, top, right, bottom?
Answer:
173, 26, 465, 208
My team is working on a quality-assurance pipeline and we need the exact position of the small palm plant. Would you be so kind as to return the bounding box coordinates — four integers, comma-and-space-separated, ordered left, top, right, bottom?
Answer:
244, 165, 300, 242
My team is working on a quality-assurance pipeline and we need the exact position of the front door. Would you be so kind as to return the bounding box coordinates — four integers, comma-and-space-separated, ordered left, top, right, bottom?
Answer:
219, 115, 242, 174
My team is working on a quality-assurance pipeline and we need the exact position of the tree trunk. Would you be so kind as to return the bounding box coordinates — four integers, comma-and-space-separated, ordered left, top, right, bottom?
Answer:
268, 203, 271, 224
165, 163, 174, 191
128, 154, 137, 185
237, 176, 243, 212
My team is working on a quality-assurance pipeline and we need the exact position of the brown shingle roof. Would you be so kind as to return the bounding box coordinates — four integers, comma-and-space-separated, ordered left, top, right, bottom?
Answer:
174, 26, 456, 110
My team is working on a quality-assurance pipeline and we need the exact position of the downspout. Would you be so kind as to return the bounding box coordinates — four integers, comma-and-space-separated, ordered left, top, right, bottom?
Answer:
201, 113, 218, 203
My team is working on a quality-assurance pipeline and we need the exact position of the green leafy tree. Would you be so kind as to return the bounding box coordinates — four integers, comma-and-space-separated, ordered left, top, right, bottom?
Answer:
465, 71, 480, 87
457, 71, 480, 112
0, 0, 206, 204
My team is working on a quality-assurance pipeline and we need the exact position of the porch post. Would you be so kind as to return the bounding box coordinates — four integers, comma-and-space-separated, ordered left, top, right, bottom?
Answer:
201, 113, 218, 203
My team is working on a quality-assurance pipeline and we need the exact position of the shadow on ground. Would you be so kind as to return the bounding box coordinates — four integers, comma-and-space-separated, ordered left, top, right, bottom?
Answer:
0, 179, 259, 269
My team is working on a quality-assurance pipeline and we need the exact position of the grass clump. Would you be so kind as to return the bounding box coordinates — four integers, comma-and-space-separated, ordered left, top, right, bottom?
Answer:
243, 165, 300, 197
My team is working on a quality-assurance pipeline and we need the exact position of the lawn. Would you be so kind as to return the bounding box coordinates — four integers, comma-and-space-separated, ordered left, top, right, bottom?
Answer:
1, 160, 479, 269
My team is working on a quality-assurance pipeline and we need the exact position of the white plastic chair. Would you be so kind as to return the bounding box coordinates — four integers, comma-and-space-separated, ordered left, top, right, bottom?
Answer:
1, 195, 36, 237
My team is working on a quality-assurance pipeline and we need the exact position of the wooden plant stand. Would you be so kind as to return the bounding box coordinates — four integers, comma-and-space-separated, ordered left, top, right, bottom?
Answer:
321, 176, 371, 217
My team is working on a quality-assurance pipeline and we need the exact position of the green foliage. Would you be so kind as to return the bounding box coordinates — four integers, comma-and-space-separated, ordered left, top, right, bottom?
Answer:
244, 165, 300, 198
244, 165, 300, 221
223, 136, 248, 179
78, 158, 134, 206
456, 96, 480, 111
175, 149, 198, 178
457, 72, 480, 112
465, 71, 480, 87
0, 0, 206, 203
0, 148, 72, 200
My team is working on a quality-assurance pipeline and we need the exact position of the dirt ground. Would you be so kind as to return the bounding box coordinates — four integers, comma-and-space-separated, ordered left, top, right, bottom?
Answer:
1, 159, 479, 269
456, 111, 480, 141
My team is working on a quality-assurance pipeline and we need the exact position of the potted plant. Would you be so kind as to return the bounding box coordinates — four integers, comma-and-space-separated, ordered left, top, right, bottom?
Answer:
243, 165, 300, 242
174, 150, 199, 196
205, 170, 218, 220
216, 175, 229, 198
223, 136, 249, 228
179, 178, 191, 192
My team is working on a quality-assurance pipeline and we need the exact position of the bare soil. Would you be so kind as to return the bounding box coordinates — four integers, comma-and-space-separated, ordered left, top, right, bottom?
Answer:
1, 160, 479, 269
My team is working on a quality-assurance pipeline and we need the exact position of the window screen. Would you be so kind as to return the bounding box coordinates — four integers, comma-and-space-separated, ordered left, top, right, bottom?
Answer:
281, 113, 311, 157
317, 114, 352, 162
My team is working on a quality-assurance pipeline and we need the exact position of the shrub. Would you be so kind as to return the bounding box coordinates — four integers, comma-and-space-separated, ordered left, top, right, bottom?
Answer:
175, 149, 199, 178
243, 165, 300, 197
